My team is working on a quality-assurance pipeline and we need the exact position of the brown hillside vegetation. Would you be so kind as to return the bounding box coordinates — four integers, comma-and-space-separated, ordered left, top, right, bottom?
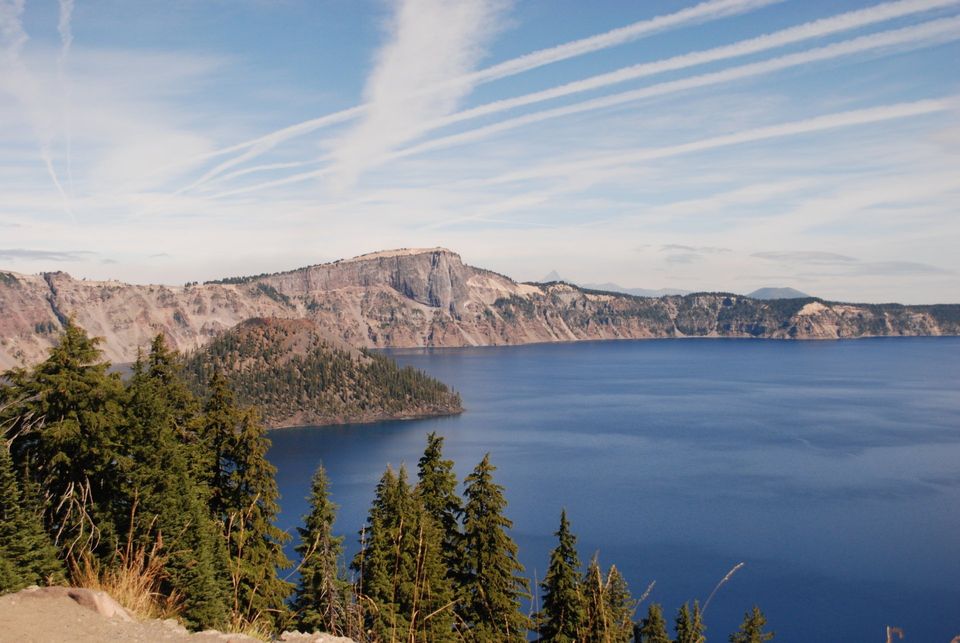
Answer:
181, 317, 463, 428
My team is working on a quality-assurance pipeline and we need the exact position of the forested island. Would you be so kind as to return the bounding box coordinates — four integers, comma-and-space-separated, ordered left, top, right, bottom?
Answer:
182, 317, 463, 428
1, 324, 773, 641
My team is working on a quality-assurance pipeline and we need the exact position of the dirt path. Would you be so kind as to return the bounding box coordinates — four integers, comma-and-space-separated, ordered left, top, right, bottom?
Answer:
0, 587, 352, 643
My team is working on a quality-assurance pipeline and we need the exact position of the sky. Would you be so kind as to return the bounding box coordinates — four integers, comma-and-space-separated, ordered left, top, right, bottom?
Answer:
0, 0, 958, 303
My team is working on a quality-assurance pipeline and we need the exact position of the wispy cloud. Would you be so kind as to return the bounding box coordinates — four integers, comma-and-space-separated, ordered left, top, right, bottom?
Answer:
180, 0, 780, 192
753, 251, 858, 263
464, 0, 784, 84
753, 250, 952, 276
662, 244, 731, 253
0, 247, 95, 262
199, 0, 955, 193
58, 0, 75, 193
471, 98, 952, 187
211, 15, 960, 198
1, 0, 74, 221
327, 0, 507, 190
394, 17, 960, 162
422, 0, 960, 134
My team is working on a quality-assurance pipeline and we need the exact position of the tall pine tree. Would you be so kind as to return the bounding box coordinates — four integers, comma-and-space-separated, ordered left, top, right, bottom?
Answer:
414, 432, 462, 576
638, 603, 671, 643
604, 565, 637, 642
124, 339, 230, 630
581, 555, 608, 643
0, 439, 63, 592
675, 601, 706, 643
293, 463, 348, 635
538, 509, 583, 642
460, 454, 531, 642
202, 375, 291, 631
0, 322, 126, 561
581, 556, 637, 643
353, 465, 455, 642
729, 606, 774, 643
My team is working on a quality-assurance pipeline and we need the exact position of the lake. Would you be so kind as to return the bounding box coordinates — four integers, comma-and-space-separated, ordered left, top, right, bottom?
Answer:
267, 338, 960, 642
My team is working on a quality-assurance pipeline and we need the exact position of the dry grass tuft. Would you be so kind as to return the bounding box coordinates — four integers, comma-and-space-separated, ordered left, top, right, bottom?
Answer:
70, 536, 182, 622
223, 615, 275, 642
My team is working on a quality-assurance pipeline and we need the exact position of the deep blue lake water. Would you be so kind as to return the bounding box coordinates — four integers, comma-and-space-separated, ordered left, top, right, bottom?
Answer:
267, 338, 960, 642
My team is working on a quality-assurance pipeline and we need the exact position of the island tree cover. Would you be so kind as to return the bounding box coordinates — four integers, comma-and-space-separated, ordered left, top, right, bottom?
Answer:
181, 317, 462, 428
1, 324, 774, 640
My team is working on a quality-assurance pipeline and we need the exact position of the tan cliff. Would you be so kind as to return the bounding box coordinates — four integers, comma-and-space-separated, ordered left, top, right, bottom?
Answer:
1, 248, 958, 369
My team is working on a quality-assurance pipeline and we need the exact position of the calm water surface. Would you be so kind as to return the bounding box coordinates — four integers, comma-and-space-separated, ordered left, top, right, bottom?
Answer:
267, 338, 960, 642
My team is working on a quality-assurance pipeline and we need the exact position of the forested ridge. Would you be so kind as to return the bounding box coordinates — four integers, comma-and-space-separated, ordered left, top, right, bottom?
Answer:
1, 325, 773, 641
182, 318, 462, 428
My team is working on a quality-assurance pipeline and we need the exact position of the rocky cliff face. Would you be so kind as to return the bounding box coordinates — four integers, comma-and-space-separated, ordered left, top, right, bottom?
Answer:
1, 248, 958, 369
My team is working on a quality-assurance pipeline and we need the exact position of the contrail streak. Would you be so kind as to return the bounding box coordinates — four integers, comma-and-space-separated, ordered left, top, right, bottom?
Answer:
203, 0, 959, 193
210, 17, 960, 198
475, 99, 954, 186
423, 98, 952, 230
58, 0, 75, 195
395, 16, 960, 159
0, 0, 75, 222
178, 0, 781, 191
428, 0, 960, 131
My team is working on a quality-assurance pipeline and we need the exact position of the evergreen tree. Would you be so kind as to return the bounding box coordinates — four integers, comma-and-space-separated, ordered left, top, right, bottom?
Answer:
675, 601, 705, 643
125, 340, 230, 630
460, 454, 531, 642
581, 557, 637, 643
604, 565, 638, 642
729, 606, 774, 643
353, 465, 455, 642
0, 322, 126, 560
637, 603, 671, 643
538, 509, 583, 642
581, 555, 608, 642
203, 377, 292, 631
0, 440, 63, 592
294, 463, 348, 635
414, 432, 462, 575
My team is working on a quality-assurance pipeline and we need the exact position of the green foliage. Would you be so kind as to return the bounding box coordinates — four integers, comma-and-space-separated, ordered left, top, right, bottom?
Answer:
675, 601, 706, 643
124, 340, 230, 629
353, 465, 456, 642
538, 510, 584, 642
730, 606, 774, 643
415, 432, 463, 575
638, 603, 671, 643
201, 374, 292, 631
294, 463, 350, 636
0, 441, 64, 593
0, 321, 127, 561
255, 283, 292, 307
460, 454, 531, 642
581, 558, 637, 643
1, 320, 777, 640
605, 566, 637, 641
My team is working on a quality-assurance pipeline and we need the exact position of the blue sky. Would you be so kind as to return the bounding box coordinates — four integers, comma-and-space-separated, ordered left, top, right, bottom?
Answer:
1, 0, 958, 302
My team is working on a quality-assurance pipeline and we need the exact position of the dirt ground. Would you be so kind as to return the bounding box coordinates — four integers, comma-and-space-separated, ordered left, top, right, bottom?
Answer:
0, 587, 352, 643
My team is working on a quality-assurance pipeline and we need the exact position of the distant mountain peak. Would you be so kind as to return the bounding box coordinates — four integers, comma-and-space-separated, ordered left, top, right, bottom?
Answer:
748, 286, 811, 300
541, 270, 564, 282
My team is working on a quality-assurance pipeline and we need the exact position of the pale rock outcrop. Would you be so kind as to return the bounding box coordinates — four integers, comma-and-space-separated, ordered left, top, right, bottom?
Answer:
1, 248, 957, 369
